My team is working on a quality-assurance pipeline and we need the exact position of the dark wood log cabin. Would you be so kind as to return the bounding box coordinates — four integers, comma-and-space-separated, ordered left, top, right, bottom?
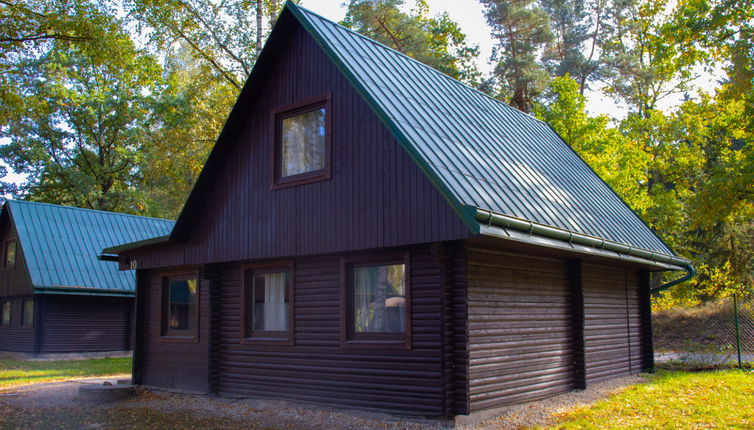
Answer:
104, 2, 691, 419
0, 201, 174, 354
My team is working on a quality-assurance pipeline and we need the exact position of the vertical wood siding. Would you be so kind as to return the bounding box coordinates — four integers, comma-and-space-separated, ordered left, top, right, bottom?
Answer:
0, 296, 36, 352
39, 295, 132, 353
207, 246, 446, 416
137, 269, 209, 392
466, 244, 575, 411
583, 264, 644, 382
126, 18, 469, 270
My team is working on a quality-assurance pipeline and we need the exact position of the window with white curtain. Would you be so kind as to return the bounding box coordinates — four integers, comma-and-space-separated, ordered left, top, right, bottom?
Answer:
245, 268, 292, 340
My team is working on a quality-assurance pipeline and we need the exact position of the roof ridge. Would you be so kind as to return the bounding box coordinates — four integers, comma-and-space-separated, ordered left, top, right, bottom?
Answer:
7, 200, 176, 223
286, 1, 547, 126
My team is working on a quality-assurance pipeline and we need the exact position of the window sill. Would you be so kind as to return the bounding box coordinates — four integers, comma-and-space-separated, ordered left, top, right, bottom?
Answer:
240, 335, 293, 346
271, 170, 331, 190
340, 338, 410, 350
159, 335, 198, 343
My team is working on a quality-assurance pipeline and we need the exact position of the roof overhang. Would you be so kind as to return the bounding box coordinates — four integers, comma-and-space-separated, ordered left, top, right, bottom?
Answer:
469, 206, 690, 271
34, 286, 134, 297
101, 235, 172, 255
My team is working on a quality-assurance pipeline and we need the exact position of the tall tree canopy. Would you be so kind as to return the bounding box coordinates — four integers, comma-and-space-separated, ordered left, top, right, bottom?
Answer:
481, 0, 553, 112
1, 9, 160, 212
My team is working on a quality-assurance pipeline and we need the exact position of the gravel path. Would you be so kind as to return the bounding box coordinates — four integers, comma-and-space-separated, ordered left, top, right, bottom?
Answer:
0, 374, 646, 429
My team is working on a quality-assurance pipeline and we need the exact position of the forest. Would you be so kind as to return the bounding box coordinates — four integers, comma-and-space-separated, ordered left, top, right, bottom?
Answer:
0, 0, 752, 306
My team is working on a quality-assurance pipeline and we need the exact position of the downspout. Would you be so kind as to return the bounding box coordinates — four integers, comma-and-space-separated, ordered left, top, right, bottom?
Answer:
650, 263, 695, 294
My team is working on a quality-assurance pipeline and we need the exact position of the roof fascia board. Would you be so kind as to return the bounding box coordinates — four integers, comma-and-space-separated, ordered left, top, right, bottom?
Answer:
286, 2, 480, 234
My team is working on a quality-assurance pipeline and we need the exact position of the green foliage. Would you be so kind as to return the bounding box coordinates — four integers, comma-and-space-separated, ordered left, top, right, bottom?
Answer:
342, 0, 481, 85
139, 48, 236, 218
535, 76, 651, 212
0, 11, 161, 213
600, 0, 703, 117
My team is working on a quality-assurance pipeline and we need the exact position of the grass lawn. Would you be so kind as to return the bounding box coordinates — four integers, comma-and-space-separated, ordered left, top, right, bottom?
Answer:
545, 369, 754, 429
0, 357, 131, 390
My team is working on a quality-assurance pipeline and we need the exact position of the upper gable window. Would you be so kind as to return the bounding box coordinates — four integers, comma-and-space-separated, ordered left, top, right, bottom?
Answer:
4, 240, 16, 269
272, 95, 332, 189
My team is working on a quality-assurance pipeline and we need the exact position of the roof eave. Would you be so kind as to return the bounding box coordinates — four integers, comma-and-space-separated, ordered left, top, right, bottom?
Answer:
34, 286, 134, 297
472, 206, 690, 271
102, 235, 171, 255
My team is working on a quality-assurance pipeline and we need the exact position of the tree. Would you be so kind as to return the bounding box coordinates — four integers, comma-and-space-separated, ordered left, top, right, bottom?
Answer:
125, 0, 289, 90
0, 29, 161, 213
342, 0, 480, 85
0, 0, 122, 127
481, 0, 553, 112
139, 47, 236, 219
600, 0, 702, 117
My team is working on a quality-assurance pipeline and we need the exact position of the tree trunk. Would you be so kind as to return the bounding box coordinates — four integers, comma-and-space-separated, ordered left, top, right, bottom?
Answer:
256, 0, 264, 58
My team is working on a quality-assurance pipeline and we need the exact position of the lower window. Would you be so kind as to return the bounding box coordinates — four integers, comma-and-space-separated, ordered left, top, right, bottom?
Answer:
162, 274, 199, 339
21, 299, 33, 327
341, 253, 410, 347
242, 263, 293, 343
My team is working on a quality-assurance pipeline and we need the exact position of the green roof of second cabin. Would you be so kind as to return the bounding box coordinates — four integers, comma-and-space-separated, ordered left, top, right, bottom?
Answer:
3, 200, 174, 296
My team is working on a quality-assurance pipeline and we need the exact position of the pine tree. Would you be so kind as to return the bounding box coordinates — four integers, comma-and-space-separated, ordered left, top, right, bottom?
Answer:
481, 0, 553, 112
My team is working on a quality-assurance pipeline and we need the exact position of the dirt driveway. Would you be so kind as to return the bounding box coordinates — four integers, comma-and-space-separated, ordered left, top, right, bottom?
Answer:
0, 375, 644, 429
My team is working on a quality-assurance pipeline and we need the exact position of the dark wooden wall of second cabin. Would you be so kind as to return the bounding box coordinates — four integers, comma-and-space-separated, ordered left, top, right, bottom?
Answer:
124, 17, 469, 271
0, 296, 36, 352
39, 295, 133, 353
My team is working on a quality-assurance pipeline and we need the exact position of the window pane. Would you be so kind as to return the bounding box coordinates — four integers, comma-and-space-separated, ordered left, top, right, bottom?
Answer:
1, 301, 9, 325
353, 264, 406, 333
168, 279, 197, 332
22, 300, 33, 326
281, 107, 326, 177
5, 241, 16, 268
251, 271, 290, 332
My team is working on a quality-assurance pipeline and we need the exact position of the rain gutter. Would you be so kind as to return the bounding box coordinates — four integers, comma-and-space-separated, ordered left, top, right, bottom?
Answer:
34, 286, 134, 297
470, 207, 692, 273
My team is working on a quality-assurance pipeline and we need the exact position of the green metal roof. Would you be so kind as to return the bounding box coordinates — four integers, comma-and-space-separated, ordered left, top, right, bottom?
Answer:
286, 2, 677, 258
4, 201, 174, 296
